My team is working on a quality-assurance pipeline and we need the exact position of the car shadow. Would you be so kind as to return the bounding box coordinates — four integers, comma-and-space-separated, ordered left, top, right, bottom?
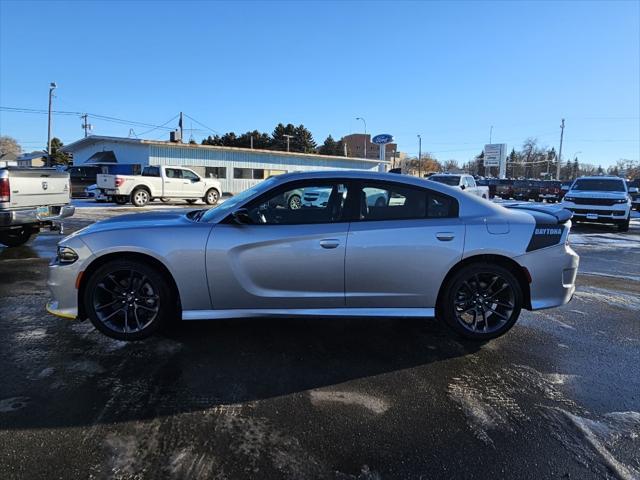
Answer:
2, 316, 483, 430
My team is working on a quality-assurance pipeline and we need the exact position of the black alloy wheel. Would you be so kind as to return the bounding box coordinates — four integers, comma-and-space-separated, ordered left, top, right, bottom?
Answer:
440, 263, 523, 340
84, 259, 175, 340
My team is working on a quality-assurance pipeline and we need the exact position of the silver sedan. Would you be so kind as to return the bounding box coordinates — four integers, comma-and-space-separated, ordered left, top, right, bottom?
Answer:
47, 171, 579, 341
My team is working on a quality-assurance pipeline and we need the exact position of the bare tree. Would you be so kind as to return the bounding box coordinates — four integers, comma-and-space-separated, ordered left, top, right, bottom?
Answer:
0, 136, 22, 160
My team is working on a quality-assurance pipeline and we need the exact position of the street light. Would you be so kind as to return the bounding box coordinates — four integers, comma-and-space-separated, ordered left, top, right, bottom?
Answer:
355, 117, 366, 158
283, 134, 293, 152
47, 82, 57, 162
417, 134, 422, 178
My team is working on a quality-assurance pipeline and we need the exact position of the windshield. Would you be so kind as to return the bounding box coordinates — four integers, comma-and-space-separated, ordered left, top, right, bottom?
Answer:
199, 176, 280, 222
572, 179, 625, 192
429, 176, 460, 186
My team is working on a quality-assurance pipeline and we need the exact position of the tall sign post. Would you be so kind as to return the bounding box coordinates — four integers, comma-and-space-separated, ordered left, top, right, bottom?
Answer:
372, 134, 394, 172
484, 143, 507, 179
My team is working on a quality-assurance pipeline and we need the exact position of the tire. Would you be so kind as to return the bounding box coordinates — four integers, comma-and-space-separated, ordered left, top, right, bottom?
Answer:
439, 263, 523, 341
113, 196, 128, 205
204, 188, 220, 206
160, 198, 170, 203
0, 227, 32, 247
83, 259, 176, 341
618, 217, 630, 232
131, 188, 150, 207
186, 199, 198, 205
288, 194, 301, 210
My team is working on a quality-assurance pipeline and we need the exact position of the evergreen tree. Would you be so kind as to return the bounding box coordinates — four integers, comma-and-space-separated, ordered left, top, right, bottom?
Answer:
49, 137, 71, 165
293, 124, 316, 153
319, 135, 337, 155
271, 123, 296, 151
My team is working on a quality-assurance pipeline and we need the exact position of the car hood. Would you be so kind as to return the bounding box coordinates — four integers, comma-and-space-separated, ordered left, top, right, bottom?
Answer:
565, 190, 627, 199
71, 210, 193, 237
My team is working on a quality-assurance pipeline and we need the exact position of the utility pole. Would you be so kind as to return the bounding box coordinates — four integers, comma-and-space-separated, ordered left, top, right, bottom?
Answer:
489, 125, 493, 144
417, 134, 422, 178
47, 82, 57, 163
81, 114, 92, 138
556, 118, 565, 180
356, 117, 367, 158
250, 135, 254, 149
283, 134, 293, 152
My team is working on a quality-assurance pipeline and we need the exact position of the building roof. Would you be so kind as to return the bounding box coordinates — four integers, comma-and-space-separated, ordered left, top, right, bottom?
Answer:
62, 135, 389, 164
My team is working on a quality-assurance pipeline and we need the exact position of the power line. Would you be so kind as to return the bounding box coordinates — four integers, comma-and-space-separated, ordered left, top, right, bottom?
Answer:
183, 113, 219, 136
0, 106, 176, 131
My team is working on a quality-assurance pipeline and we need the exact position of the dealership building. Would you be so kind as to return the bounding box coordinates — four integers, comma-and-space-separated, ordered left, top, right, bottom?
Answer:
62, 135, 389, 194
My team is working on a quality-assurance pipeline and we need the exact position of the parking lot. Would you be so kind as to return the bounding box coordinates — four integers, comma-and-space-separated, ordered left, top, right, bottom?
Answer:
1, 201, 639, 479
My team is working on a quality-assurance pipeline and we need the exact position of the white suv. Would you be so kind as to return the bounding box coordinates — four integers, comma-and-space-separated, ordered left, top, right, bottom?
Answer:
562, 176, 632, 231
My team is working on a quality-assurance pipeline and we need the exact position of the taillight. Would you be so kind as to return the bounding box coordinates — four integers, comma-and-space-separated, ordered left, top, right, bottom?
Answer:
0, 177, 10, 202
114, 177, 125, 187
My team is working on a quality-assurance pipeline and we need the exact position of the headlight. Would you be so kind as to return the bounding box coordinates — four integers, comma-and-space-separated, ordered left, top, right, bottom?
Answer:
563, 196, 575, 202
56, 246, 78, 264
613, 198, 628, 204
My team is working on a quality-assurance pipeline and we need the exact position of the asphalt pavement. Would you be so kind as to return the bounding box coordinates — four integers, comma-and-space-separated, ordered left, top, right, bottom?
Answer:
0, 201, 638, 479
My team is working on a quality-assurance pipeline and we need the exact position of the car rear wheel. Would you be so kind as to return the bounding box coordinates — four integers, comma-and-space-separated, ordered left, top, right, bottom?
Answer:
113, 196, 128, 205
83, 259, 176, 341
131, 188, 150, 207
439, 263, 523, 341
204, 189, 219, 205
0, 227, 32, 247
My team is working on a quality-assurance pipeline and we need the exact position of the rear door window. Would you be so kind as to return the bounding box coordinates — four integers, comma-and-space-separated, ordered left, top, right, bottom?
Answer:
358, 182, 458, 221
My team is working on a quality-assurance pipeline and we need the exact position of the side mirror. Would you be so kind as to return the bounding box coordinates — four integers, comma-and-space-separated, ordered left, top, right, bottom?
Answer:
460, 184, 466, 190
232, 208, 252, 224
629, 187, 639, 194
192, 178, 200, 182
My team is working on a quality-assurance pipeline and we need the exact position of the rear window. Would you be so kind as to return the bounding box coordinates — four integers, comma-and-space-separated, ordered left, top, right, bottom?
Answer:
359, 183, 458, 221
142, 166, 160, 177
572, 179, 625, 191
429, 175, 460, 186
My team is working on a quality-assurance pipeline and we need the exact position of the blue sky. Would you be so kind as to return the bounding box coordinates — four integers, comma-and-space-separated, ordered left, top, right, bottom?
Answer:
1, 0, 638, 167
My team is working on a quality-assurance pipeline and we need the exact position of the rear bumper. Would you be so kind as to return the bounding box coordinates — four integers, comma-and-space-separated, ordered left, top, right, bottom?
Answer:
0, 205, 75, 228
515, 243, 579, 310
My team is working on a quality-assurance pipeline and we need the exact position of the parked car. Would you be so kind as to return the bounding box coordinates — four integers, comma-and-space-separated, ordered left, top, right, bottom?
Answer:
626, 179, 640, 211
428, 174, 489, 199
47, 170, 579, 342
1, 165, 74, 247
539, 180, 562, 203
66, 165, 103, 198
512, 180, 534, 201
495, 179, 515, 199
98, 165, 222, 207
562, 176, 632, 231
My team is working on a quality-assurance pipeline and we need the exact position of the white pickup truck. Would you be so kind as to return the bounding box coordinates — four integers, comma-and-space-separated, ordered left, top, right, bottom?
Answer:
0, 164, 75, 247
428, 173, 490, 199
98, 165, 222, 207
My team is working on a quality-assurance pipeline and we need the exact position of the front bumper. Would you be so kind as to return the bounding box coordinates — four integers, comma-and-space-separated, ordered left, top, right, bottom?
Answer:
563, 203, 629, 223
46, 240, 94, 320
515, 243, 579, 310
0, 205, 75, 228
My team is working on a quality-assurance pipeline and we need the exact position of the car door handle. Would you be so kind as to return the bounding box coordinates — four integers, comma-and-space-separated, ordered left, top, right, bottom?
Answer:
436, 232, 455, 241
320, 239, 340, 249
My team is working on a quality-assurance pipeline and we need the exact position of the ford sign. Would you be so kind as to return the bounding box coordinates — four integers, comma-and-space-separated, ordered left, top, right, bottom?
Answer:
372, 134, 394, 145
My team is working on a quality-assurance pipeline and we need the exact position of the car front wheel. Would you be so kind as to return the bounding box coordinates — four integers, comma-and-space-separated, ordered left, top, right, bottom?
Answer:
83, 259, 176, 341
439, 263, 523, 341
618, 217, 630, 232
